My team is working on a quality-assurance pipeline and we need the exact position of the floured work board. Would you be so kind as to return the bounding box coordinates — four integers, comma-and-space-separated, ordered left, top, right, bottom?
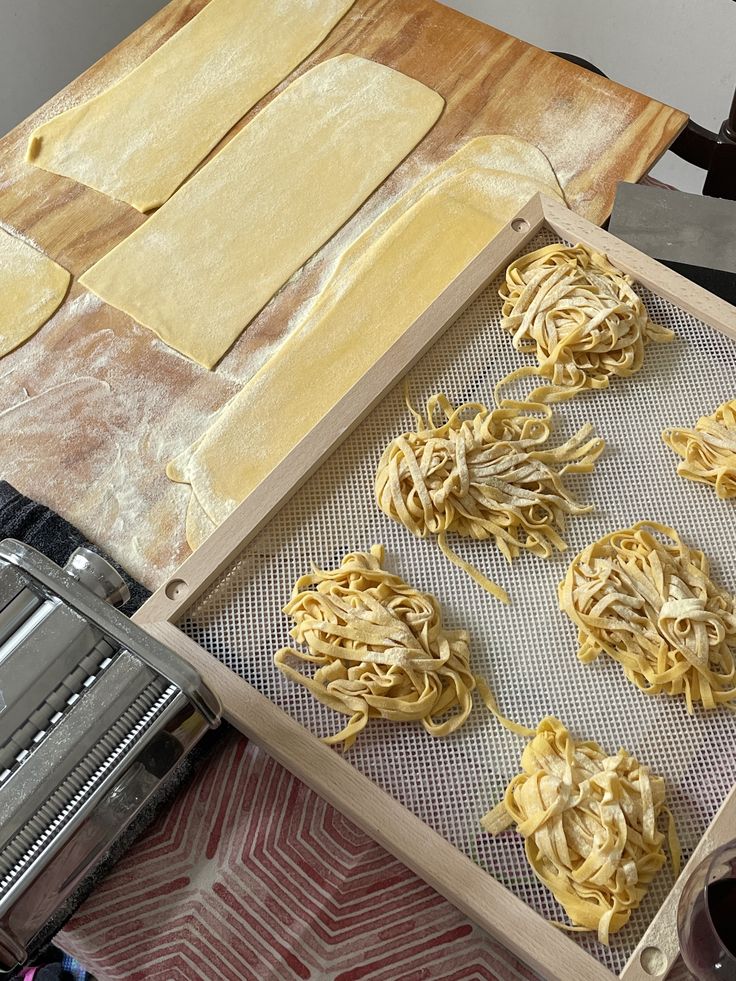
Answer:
0, 0, 686, 589
135, 197, 736, 981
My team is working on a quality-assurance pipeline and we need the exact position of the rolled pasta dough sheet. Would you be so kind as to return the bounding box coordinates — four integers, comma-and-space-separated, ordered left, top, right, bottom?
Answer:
27, 0, 357, 211
0, 228, 70, 357
80, 55, 444, 369
167, 136, 565, 547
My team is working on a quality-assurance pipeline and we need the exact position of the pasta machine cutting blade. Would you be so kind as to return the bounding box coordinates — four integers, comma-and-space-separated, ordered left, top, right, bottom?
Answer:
0, 539, 221, 974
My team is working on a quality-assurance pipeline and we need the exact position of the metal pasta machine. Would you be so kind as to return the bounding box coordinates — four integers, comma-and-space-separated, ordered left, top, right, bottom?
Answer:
0, 539, 221, 975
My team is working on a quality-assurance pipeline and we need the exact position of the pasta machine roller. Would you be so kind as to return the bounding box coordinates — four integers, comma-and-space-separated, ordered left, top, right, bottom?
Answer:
0, 539, 221, 975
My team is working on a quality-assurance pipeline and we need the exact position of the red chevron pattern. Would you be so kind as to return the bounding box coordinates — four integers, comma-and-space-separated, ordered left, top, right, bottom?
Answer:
58, 732, 689, 980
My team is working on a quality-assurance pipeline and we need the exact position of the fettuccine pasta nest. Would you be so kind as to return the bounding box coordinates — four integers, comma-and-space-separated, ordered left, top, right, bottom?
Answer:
559, 521, 736, 711
481, 716, 679, 944
496, 243, 674, 403
375, 393, 604, 604
274, 545, 504, 749
663, 398, 736, 499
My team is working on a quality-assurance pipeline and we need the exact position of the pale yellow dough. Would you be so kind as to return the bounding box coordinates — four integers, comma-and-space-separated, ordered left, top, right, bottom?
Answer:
0, 228, 70, 357
663, 400, 736, 499
27, 0, 356, 211
80, 55, 444, 369
559, 521, 736, 712
481, 716, 678, 944
275, 544, 501, 750
167, 136, 565, 548
374, 392, 603, 605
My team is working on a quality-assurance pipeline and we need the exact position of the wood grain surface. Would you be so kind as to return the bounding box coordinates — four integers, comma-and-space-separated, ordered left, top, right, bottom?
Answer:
0, 0, 687, 588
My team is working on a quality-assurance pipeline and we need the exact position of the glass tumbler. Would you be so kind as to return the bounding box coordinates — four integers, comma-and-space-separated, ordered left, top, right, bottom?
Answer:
677, 840, 736, 980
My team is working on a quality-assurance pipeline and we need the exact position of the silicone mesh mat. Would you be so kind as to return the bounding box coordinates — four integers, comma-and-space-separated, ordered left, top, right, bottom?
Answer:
181, 231, 736, 976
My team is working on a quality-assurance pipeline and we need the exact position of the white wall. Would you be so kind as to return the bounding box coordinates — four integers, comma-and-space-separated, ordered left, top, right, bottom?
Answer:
0, 0, 164, 137
2, 0, 734, 191
444, 0, 736, 192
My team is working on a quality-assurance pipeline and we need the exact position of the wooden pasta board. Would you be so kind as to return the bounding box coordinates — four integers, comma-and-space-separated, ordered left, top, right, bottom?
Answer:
134, 195, 736, 981
0, 0, 687, 590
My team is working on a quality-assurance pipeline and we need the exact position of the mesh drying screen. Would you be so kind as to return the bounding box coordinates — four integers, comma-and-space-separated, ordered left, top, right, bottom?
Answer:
181, 231, 736, 976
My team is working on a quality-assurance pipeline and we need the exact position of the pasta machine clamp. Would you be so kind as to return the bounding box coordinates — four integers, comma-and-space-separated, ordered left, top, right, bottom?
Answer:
0, 539, 221, 974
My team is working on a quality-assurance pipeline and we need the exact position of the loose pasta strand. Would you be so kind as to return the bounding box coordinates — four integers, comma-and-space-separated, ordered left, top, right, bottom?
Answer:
481, 716, 680, 945
558, 521, 736, 711
663, 398, 736, 499
375, 392, 604, 603
496, 242, 673, 406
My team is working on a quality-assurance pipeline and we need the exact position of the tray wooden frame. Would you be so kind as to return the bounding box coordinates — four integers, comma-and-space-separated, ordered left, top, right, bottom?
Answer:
134, 195, 736, 981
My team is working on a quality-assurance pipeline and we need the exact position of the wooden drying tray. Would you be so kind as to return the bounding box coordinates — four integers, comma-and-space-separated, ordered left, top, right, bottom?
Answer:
135, 196, 736, 981
0, 0, 687, 590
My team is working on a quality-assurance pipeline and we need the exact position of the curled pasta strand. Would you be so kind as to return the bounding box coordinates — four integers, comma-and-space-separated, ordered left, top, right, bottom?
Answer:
481, 716, 679, 944
558, 521, 736, 712
496, 243, 673, 405
375, 393, 604, 603
663, 398, 736, 499
274, 545, 518, 749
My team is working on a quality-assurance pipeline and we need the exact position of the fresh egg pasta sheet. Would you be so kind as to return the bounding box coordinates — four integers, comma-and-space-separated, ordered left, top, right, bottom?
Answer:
167, 135, 566, 542
0, 228, 69, 357
28, 0, 357, 211
81, 55, 444, 368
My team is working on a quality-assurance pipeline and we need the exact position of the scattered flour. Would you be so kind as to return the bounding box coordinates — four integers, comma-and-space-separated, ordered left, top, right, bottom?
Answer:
0, 277, 237, 588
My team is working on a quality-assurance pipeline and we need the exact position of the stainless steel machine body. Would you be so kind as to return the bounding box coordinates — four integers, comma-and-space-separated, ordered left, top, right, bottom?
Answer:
0, 540, 221, 973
